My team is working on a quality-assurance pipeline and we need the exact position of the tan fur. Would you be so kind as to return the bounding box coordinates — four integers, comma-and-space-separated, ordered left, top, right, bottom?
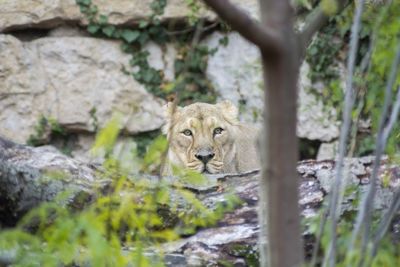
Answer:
162, 101, 260, 175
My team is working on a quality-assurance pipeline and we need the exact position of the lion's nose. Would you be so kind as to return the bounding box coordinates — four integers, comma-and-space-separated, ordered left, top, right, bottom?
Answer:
195, 149, 215, 164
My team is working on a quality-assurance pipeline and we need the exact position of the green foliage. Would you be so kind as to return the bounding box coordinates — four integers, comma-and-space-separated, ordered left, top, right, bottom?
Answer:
141, 135, 168, 173
351, 3, 400, 157
133, 130, 162, 158
92, 114, 122, 157
304, 188, 400, 267
184, 0, 202, 25
27, 116, 50, 146
0, 117, 240, 266
306, 22, 343, 83
75, 0, 220, 105
307, 2, 400, 158
321, 0, 338, 15
27, 116, 68, 152
172, 44, 217, 104
354, 134, 375, 157
226, 243, 259, 267
27, 116, 62, 145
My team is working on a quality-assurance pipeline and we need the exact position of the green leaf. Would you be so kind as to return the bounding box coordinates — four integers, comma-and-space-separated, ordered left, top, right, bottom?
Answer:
89, 5, 98, 15
99, 14, 108, 25
102, 25, 116, 37
321, 0, 338, 15
142, 135, 168, 169
121, 43, 131, 53
91, 114, 122, 156
79, 6, 88, 13
121, 29, 140, 43
143, 70, 155, 83
138, 31, 150, 45
112, 29, 122, 38
87, 24, 100, 34
139, 20, 149, 29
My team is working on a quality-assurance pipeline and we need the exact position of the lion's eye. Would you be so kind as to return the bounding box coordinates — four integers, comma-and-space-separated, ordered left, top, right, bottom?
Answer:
213, 127, 224, 135
182, 129, 192, 136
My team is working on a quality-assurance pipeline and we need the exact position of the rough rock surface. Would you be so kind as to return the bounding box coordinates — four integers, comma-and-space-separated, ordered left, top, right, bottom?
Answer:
2, 137, 400, 265
0, 137, 109, 226
0, 0, 342, 156
161, 157, 400, 265
205, 32, 340, 142
317, 142, 339, 160
0, 0, 259, 32
0, 34, 165, 143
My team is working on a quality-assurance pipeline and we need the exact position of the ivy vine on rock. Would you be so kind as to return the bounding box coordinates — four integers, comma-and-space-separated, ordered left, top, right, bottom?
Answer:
76, 0, 223, 105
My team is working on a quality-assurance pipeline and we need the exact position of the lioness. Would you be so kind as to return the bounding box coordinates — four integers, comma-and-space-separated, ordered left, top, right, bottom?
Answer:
162, 100, 260, 174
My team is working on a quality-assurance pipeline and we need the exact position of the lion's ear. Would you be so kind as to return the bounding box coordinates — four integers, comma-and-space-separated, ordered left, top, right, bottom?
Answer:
217, 100, 239, 123
162, 102, 181, 134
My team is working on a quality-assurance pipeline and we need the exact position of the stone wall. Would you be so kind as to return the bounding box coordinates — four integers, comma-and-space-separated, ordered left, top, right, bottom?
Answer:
0, 0, 340, 162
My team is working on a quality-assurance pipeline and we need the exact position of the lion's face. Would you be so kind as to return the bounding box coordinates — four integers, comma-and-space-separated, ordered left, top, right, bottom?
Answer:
163, 101, 239, 174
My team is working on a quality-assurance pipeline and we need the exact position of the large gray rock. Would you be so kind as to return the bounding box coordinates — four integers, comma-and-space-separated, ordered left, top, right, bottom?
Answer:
0, 34, 165, 143
0, 0, 259, 32
0, 136, 109, 226
205, 32, 340, 142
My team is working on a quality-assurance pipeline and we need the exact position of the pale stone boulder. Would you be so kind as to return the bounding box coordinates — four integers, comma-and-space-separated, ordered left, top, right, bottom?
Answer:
0, 0, 259, 32
204, 32, 340, 142
0, 34, 165, 143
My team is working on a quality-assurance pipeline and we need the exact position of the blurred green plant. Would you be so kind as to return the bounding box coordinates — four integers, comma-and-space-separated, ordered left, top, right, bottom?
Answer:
0, 115, 241, 266
26, 116, 73, 155
306, 22, 343, 83
306, 2, 400, 158
27, 116, 67, 147
304, 205, 400, 267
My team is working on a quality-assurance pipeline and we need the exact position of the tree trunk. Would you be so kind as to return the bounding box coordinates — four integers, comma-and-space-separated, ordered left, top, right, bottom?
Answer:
200, 0, 353, 265
258, 1, 303, 266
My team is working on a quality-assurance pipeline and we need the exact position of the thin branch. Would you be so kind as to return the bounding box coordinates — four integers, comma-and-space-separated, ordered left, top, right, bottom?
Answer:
382, 87, 400, 140
310, 209, 329, 267
298, 0, 351, 58
363, 86, 400, 266
359, 37, 374, 74
321, 1, 366, 266
348, 44, 400, 265
371, 186, 400, 257
359, 87, 400, 267
166, 21, 219, 36
202, 0, 282, 55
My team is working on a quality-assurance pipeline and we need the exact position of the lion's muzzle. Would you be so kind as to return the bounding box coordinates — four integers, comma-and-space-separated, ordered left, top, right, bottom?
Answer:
194, 148, 215, 164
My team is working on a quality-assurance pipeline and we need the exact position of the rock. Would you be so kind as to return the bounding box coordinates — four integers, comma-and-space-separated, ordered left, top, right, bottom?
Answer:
205, 32, 340, 142
297, 63, 340, 142
163, 254, 187, 267
204, 32, 263, 123
0, 34, 165, 143
144, 41, 177, 81
0, 136, 110, 226
48, 25, 89, 37
317, 141, 338, 160
0, 0, 259, 32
